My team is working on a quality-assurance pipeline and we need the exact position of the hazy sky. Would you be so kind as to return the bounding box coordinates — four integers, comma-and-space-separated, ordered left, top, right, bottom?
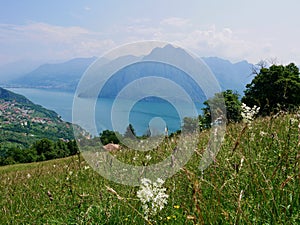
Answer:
0, 0, 299, 66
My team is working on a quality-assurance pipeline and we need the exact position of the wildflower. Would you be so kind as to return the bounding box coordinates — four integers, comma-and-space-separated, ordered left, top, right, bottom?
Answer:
290, 118, 298, 125
260, 131, 267, 137
167, 216, 171, 220
145, 155, 152, 160
26, 173, 31, 178
47, 190, 53, 201
173, 205, 180, 209
84, 166, 90, 170
187, 215, 195, 220
241, 103, 260, 124
137, 178, 169, 220
238, 156, 245, 172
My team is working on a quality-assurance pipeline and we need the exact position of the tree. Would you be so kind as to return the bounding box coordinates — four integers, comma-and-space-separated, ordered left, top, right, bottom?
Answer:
67, 140, 79, 155
32, 138, 54, 160
223, 90, 242, 123
242, 63, 300, 115
99, 130, 120, 145
55, 140, 69, 158
124, 124, 136, 139
202, 90, 241, 128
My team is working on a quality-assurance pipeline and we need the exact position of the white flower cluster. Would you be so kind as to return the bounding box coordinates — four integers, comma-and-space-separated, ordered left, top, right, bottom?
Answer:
290, 118, 298, 125
137, 178, 169, 220
241, 103, 260, 124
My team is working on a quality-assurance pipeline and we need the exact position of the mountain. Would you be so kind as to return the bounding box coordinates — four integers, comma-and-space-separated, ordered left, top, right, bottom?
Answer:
78, 45, 253, 100
0, 87, 77, 147
8, 57, 96, 91
85, 44, 208, 102
202, 57, 253, 95
6, 47, 253, 96
0, 60, 43, 84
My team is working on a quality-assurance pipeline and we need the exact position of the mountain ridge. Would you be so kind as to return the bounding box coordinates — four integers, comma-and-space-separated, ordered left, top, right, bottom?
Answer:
6, 57, 97, 91
4, 48, 255, 95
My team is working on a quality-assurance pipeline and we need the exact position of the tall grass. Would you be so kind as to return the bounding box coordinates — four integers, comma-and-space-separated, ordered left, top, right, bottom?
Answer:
0, 112, 299, 224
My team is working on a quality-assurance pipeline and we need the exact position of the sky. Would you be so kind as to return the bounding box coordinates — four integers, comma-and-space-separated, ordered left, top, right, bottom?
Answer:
0, 0, 299, 66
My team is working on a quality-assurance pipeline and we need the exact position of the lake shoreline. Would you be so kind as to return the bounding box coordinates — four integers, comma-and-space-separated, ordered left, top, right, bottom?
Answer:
7, 87, 203, 136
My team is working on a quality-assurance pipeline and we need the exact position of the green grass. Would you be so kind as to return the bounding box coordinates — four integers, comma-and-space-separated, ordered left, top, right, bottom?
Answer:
0, 113, 299, 224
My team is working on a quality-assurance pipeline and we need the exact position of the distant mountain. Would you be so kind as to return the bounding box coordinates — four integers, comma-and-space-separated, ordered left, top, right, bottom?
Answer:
79, 45, 253, 100
202, 57, 253, 95
0, 87, 77, 146
0, 60, 43, 84
8, 57, 96, 91
6, 48, 254, 96
77, 45, 208, 102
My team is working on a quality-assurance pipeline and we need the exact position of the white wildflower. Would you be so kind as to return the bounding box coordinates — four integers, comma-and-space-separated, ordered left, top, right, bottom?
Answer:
145, 155, 152, 161
26, 173, 31, 179
156, 178, 164, 185
137, 178, 169, 220
241, 103, 260, 124
240, 156, 245, 171
260, 131, 267, 137
290, 118, 298, 125
84, 166, 90, 170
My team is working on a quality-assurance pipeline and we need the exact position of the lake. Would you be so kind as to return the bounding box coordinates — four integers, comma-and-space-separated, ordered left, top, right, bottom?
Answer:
8, 88, 203, 136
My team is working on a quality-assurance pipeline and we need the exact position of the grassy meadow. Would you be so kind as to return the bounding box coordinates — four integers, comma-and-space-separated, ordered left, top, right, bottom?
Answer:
0, 112, 299, 224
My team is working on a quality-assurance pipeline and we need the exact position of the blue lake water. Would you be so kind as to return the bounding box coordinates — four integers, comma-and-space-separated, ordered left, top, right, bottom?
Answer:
8, 88, 204, 136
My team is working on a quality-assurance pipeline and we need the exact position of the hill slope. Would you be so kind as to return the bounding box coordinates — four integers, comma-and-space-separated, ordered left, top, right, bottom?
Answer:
0, 87, 75, 147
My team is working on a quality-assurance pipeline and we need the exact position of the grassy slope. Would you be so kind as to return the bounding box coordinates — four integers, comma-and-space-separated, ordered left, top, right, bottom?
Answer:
0, 113, 299, 224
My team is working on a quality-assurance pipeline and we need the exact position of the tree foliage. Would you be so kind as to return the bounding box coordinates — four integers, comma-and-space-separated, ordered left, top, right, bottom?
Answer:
99, 130, 120, 145
202, 90, 242, 128
242, 63, 300, 115
0, 138, 79, 166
